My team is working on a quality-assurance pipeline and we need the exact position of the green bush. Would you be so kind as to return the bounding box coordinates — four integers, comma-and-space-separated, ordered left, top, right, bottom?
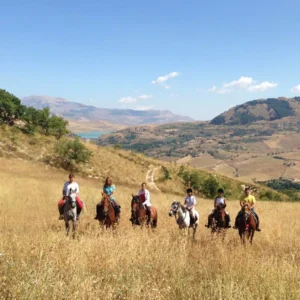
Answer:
54, 138, 92, 171
162, 166, 172, 180
202, 175, 219, 198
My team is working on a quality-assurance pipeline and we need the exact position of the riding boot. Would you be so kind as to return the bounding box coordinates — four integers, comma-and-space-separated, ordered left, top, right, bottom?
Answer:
226, 214, 231, 228
233, 216, 238, 229
145, 205, 151, 224
94, 203, 101, 220
77, 204, 82, 221
256, 217, 261, 231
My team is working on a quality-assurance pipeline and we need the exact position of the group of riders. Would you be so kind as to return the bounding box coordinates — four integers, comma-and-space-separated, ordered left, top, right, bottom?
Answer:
58, 173, 261, 232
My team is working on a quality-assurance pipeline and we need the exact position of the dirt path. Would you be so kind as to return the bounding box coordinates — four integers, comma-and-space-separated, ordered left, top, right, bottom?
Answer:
146, 167, 161, 192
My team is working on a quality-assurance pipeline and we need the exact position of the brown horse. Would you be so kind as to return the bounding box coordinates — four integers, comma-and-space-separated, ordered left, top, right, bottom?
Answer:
97, 193, 118, 229
130, 195, 157, 228
211, 204, 228, 235
238, 204, 256, 245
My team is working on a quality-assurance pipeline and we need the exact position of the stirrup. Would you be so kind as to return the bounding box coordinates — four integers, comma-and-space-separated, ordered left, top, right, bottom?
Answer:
256, 228, 261, 232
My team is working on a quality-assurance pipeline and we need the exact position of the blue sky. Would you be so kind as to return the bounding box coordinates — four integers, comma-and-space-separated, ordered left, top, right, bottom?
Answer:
1, 0, 300, 120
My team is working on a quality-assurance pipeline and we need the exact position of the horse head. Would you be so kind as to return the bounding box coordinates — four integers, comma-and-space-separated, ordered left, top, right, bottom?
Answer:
131, 194, 140, 210
169, 201, 180, 217
68, 193, 77, 208
101, 192, 110, 214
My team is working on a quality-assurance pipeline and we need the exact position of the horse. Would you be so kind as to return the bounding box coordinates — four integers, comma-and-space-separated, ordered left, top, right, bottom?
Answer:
64, 192, 77, 238
96, 193, 118, 229
130, 195, 158, 228
237, 204, 256, 245
169, 201, 199, 237
211, 204, 228, 235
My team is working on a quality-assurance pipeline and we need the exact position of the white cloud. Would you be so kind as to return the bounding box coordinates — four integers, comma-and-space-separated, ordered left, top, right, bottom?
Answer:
224, 76, 255, 89
248, 81, 278, 92
152, 72, 179, 88
138, 94, 153, 100
119, 96, 137, 103
119, 94, 153, 104
135, 105, 154, 111
291, 85, 300, 93
208, 76, 277, 94
208, 86, 217, 92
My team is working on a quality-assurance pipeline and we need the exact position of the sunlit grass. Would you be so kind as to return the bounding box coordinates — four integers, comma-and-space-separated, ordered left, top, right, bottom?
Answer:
0, 158, 300, 299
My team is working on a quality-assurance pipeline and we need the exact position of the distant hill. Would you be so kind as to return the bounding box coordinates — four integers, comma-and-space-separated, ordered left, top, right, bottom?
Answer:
22, 96, 193, 127
211, 97, 300, 125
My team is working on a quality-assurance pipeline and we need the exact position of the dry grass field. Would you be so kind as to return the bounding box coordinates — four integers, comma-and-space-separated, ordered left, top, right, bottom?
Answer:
1, 158, 300, 299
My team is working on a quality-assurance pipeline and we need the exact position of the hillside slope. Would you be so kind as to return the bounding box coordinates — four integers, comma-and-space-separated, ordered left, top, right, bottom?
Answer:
22, 95, 193, 128
0, 125, 289, 201
211, 97, 300, 125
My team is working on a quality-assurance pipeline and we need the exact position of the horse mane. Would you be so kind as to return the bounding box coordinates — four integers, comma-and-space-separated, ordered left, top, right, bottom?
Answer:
179, 203, 186, 212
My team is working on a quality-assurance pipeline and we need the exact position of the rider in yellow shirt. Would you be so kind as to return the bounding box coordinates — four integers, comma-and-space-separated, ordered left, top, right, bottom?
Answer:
233, 187, 261, 231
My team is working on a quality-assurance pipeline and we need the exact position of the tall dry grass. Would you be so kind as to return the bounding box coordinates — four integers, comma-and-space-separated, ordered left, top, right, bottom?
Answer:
0, 158, 300, 299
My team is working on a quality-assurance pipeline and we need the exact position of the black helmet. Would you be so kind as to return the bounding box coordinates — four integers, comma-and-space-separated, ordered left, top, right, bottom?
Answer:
217, 188, 224, 193
186, 188, 193, 193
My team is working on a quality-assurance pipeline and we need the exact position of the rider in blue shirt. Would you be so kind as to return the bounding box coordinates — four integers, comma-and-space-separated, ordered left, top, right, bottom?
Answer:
95, 177, 121, 221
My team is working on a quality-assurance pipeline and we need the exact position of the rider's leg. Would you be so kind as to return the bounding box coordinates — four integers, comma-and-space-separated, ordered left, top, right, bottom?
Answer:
111, 199, 120, 220
76, 196, 83, 220
233, 211, 242, 229
206, 210, 215, 227
190, 207, 196, 224
251, 208, 261, 231
58, 198, 65, 220
226, 211, 231, 227
94, 202, 102, 219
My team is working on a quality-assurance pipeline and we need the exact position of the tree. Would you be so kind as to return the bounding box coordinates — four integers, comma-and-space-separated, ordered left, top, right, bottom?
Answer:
54, 138, 92, 171
202, 175, 219, 198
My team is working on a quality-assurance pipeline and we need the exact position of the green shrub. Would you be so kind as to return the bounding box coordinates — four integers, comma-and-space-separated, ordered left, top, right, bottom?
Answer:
162, 166, 172, 180
54, 138, 92, 171
202, 175, 219, 198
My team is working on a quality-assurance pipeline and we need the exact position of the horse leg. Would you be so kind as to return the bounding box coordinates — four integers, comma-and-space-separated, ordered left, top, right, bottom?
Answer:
65, 221, 69, 236
193, 224, 197, 238
72, 220, 76, 239
250, 230, 254, 245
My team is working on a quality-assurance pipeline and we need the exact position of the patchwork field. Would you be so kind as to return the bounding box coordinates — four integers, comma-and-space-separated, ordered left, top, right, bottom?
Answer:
1, 158, 300, 299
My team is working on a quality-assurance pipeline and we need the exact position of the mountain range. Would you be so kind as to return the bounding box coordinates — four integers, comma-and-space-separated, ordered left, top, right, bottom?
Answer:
21, 96, 193, 130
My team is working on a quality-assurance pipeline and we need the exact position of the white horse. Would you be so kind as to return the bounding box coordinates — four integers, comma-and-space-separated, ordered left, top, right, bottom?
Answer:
64, 192, 77, 238
169, 201, 199, 237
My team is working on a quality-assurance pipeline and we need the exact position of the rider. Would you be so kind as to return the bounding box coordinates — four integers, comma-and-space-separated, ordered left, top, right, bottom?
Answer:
58, 173, 83, 220
95, 177, 121, 221
233, 187, 261, 231
205, 188, 231, 228
138, 182, 151, 221
184, 188, 197, 224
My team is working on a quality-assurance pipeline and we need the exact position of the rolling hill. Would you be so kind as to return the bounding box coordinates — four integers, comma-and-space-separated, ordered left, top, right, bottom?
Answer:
97, 97, 300, 183
211, 97, 300, 125
22, 96, 193, 130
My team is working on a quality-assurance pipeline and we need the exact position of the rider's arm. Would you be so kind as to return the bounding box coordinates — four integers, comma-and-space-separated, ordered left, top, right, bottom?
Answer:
214, 198, 217, 208
224, 198, 227, 206
76, 183, 80, 195
240, 200, 244, 207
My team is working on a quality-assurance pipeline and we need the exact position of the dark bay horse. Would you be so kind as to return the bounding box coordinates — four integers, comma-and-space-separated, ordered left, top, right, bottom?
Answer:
211, 204, 228, 235
130, 195, 157, 228
96, 193, 118, 229
237, 204, 256, 245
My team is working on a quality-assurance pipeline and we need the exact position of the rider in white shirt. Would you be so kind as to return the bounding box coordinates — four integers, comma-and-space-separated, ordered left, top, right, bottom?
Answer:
58, 174, 83, 220
138, 183, 151, 219
184, 188, 197, 223
206, 188, 231, 228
